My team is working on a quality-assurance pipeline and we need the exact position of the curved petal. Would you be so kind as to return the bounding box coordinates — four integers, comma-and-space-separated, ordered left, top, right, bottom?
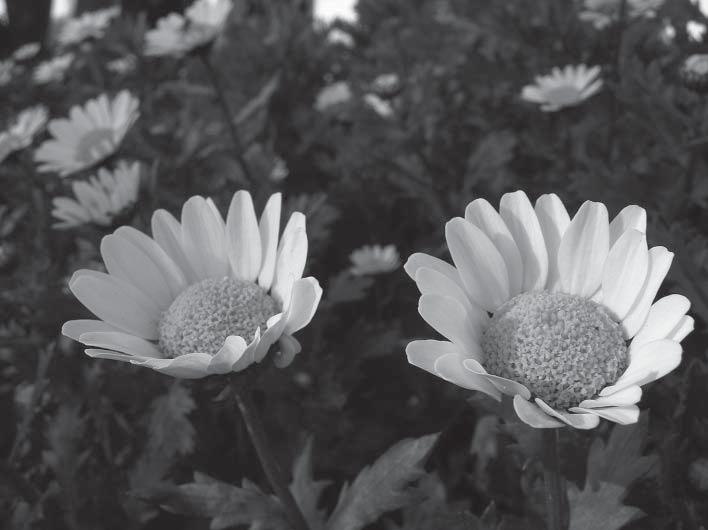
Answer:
433, 353, 502, 399
462, 359, 532, 399
534, 193, 570, 291
404, 252, 462, 287
137, 352, 213, 379
577, 385, 642, 408
600, 339, 681, 396
445, 217, 510, 312
465, 198, 523, 297
226, 190, 262, 282
274, 334, 301, 367
257, 193, 282, 290
418, 294, 482, 356
85, 348, 152, 363
668, 316, 694, 343
569, 406, 639, 425
208, 335, 248, 374
601, 229, 648, 320
557, 201, 609, 297
180, 196, 229, 280
62, 319, 120, 341
630, 295, 691, 354
513, 395, 564, 428
151, 209, 199, 283
271, 212, 307, 306
233, 328, 261, 371
282, 277, 323, 334
405, 339, 462, 374
78, 331, 163, 358
499, 191, 548, 291
609, 205, 646, 245
535, 398, 601, 429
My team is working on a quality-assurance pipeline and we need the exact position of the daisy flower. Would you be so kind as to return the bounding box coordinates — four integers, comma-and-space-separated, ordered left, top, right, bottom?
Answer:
350, 244, 400, 276
405, 191, 692, 429
12, 42, 40, 62
371, 73, 401, 97
580, 0, 663, 29
106, 55, 137, 75
0, 106, 49, 164
33, 53, 74, 85
681, 54, 708, 92
314, 81, 352, 111
363, 93, 394, 118
57, 6, 121, 47
521, 65, 602, 112
144, 0, 232, 58
51, 161, 141, 229
35, 91, 140, 177
62, 190, 322, 378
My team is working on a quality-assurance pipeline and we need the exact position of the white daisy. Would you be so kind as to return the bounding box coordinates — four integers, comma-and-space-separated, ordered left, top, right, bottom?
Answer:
680, 54, 708, 92
269, 157, 289, 182
580, 0, 663, 29
521, 65, 602, 112
350, 244, 400, 276
406, 191, 692, 430
35, 91, 140, 177
371, 73, 401, 96
106, 55, 137, 74
0, 59, 15, 86
144, 0, 232, 58
314, 81, 352, 111
12, 42, 40, 62
363, 93, 394, 118
687, 20, 707, 42
57, 6, 121, 47
327, 28, 354, 47
0, 106, 49, 164
51, 161, 141, 229
33, 53, 74, 85
62, 190, 322, 378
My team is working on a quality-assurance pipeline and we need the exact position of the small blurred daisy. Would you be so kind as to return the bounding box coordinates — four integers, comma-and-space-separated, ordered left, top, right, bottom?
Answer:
363, 93, 394, 118
0, 60, 15, 86
33, 53, 74, 85
144, 0, 232, 57
681, 54, 708, 92
12, 42, 40, 62
521, 65, 602, 112
693, 0, 708, 17
57, 6, 121, 47
659, 19, 676, 45
62, 190, 322, 378
107, 55, 137, 75
269, 157, 289, 182
580, 0, 662, 29
687, 20, 707, 42
371, 73, 401, 97
314, 81, 352, 111
350, 244, 400, 276
406, 191, 692, 429
0, 106, 49, 163
51, 161, 141, 229
327, 28, 354, 47
35, 90, 140, 177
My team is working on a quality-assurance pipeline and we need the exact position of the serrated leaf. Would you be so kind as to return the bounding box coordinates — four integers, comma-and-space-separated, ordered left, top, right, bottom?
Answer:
146, 382, 196, 458
326, 433, 439, 530
568, 482, 644, 530
290, 437, 332, 530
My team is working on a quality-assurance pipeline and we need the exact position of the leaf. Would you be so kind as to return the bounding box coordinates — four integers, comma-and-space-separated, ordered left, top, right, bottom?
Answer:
146, 382, 196, 458
568, 482, 644, 530
323, 271, 374, 307
290, 438, 332, 530
326, 433, 439, 530
134, 472, 290, 530
585, 415, 657, 490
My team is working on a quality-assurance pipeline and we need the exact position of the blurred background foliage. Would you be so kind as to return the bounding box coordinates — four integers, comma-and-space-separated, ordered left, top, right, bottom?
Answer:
1, 0, 708, 529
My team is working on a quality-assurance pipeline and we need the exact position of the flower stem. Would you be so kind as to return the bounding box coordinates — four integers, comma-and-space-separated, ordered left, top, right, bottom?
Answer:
232, 382, 311, 530
199, 53, 253, 185
542, 429, 566, 530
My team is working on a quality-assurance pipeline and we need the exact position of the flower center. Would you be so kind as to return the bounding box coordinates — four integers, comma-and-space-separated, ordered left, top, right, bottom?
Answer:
481, 291, 628, 409
158, 277, 279, 358
545, 85, 582, 106
75, 128, 115, 164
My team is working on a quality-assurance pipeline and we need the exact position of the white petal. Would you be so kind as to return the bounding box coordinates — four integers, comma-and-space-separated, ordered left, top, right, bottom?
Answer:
630, 295, 691, 354
404, 252, 462, 287
418, 294, 482, 356
534, 193, 570, 291
569, 406, 639, 425
433, 353, 502, 399
233, 328, 261, 371
406, 339, 461, 374
226, 190, 262, 282
208, 335, 248, 374
445, 217, 510, 312
274, 334, 301, 367
499, 191, 549, 291
271, 212, 307, 306
577, 386, 642, 408
257, 193, 282, 290
535, 398, 601, 429
138, 353, 213, 379
283, 277, 323, 334
465, 198, 523, 296
601, 229, 648, 320
557, 201, 609, 297
85, 348, 151, 363
513, 395, 564, 428
462, 359, 532, 399
600, 339, 681, 395
609, 205, 646, 245
78, 331, 163, 358
621, 247, 674, 338
180, 196, 229, 280
151, 209, 199, 283
62, 319, 119, 341
668, 316, 694, 342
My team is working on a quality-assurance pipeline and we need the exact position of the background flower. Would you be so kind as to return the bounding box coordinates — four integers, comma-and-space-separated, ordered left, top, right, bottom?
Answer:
350, 244, 400, 275
521, 64, 602, 111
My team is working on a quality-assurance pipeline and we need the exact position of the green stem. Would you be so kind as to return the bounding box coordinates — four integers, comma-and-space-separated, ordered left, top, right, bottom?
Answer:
542, 429, 566, 530
232, 382, 311, 530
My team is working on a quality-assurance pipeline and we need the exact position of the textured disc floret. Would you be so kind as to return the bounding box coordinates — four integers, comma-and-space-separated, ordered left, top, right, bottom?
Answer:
159, 277, 279, 358
482, 291, 628, 409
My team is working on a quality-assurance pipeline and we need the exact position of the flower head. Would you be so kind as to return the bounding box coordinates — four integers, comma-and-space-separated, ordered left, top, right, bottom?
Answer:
62, 191, 322, 378
405, 191, 692, 429
12, 42, 41, 62
144, 0, 232, 58
57, 6, 121, 47
51, 161, 141, 229
33, 53, 74, 85
0, 106, 48, 164
680, 54, 708, 93
371, 73, 401, 97
314, 81, 352, 111
350, 244, 400, 276
521, 65, 602, 112
580, 0, 663, 29
35, 91, 140, 176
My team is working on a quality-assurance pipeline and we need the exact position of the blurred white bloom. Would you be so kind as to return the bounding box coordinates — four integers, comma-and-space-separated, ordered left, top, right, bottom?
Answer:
52, 161, 141, 229
269, 157, 289, 182
107, 55, 137, 74
350, 244, 400, 276
12, 42, 40, 61
327, 28, 354, 47
371, 73, 400, 96
314, 0, 357, 24
33, 53, 74, 84
144, 0, 232, 57
659, 19, 676, 44
57, 6, 121, 47
363, 93, 394, 118
687, 20, 707, 42
35, 91, 140, 177
692, 0, 708, 17
62, 190, 322, 378
681, 54, 708, 92
314, 81, 352, 111
0, 59, 15, 86
521, 65, 602, 112
0, 106, 49, 164
580, 0, 662, 29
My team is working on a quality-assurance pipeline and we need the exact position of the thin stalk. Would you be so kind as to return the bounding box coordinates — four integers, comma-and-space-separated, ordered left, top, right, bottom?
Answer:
542, 429, 565, 530
199, 53, 253, 184
232, 382, 311, 530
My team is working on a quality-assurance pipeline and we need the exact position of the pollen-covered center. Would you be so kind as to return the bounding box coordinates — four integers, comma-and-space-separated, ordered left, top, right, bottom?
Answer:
545, 85, 582, 106
158, 277, 279, 358
482, 291, 628, 409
